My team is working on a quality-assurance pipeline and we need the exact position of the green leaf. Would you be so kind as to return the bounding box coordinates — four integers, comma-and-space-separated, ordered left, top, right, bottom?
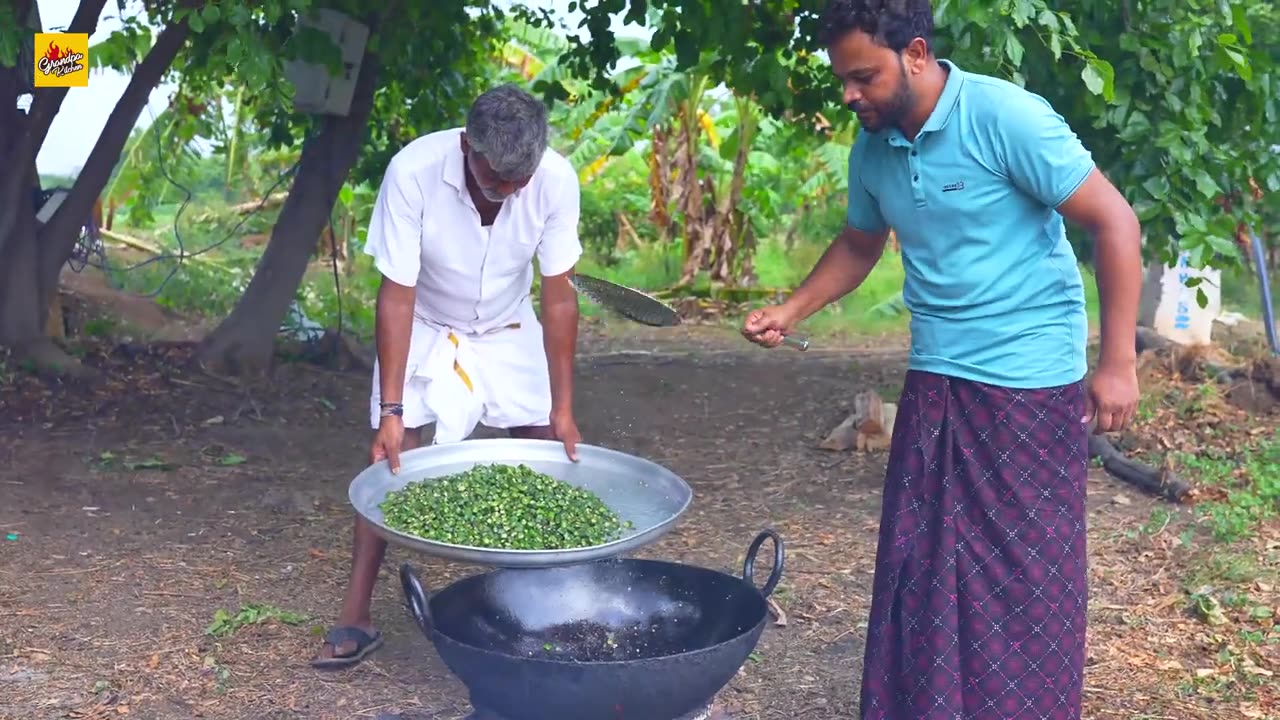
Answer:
0, 10, 22, 70
1231, 4, 1253, 45
1003, 34, 1025, 67
1187, 28, 1205, 58
1195, 287, 1209, 309
1142, 176, 1171, 200
226, 36, 243, 66
1187, 243, 1207, 269
1185, 211, 1208, 233
1221, 46, 1252, 80
719, 125, 741, 162
201, 5, 221, 23
1206, 234, 1238, 256
124, 457, 177, 471
187, 11, 205, 33
1081, 59, 1115, 101
1011, 0, 1034, 26
1048, 32, 1063, 60
1132, 199, 1162, 222
1192, 169, 1222, 198
1081, 64, 1104, 95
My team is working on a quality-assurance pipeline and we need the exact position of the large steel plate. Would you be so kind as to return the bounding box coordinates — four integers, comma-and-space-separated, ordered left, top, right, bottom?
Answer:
348, 438, 693, 568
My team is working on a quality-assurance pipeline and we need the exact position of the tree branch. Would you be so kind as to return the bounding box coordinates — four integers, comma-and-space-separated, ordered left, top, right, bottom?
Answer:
35, 17, 192, 302
24, 0, 110, 154
0, 0, 109, 258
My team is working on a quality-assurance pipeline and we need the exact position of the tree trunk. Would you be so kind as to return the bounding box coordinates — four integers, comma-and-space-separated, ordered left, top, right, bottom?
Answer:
0, 151, 88, 373
648, 126, 672, 244
0, 165, 43, 349
0, 0, 106, 266
677, 100, 709, 284
197, 47, 382, 376
708, 102, 756, 284
0, 11, 186, 368
35, 19, 191, 313
0, 0, 108, 258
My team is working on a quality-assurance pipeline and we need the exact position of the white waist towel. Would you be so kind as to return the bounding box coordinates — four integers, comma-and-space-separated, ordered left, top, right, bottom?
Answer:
369, 303, 553, 438
414, 325, 487, 444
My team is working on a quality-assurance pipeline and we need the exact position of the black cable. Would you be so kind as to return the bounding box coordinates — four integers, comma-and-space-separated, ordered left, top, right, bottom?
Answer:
89, 104, 304, 297
72, 101, 348, 344
326, 206, 344, 339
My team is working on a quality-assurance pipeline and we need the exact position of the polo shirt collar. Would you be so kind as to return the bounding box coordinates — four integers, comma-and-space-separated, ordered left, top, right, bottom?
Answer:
443, 144, 469, 200
921, 58, 964, 134
882, 58, 965, 146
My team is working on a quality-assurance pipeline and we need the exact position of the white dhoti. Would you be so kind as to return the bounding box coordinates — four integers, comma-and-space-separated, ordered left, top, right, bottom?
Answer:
368, 303, 552, 442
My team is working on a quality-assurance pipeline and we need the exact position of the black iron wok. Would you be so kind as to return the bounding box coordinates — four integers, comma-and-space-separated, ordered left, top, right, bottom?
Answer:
399, 529, 784, 720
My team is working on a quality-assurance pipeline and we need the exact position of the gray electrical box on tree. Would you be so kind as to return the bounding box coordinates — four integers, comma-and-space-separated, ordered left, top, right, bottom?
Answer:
284, 9, 369, 117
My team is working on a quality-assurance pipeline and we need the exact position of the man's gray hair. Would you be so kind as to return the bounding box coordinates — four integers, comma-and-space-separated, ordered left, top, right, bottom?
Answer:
465, 84, 549, 180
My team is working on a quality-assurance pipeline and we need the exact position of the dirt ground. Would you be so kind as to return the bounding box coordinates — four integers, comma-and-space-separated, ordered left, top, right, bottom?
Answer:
0, 323, 1275, 720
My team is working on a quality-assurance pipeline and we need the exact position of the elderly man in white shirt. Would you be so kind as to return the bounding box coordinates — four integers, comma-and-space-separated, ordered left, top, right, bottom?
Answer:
311, 84, 584, 670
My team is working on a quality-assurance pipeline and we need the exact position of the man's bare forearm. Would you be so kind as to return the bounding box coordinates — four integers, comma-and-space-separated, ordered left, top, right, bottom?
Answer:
1092, 213, 1142, 369
375, 279, 416, 405
784, 227, 890, 323
541, 275, 579, 415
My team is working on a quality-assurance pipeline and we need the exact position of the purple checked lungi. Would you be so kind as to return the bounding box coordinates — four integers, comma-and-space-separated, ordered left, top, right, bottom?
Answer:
859, 370, 1089, 720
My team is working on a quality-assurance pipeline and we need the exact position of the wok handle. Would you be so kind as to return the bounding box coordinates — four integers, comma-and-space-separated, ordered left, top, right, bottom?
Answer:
742, 529, 785, 597
398, 563, 435, 637
782, 334, 810, 351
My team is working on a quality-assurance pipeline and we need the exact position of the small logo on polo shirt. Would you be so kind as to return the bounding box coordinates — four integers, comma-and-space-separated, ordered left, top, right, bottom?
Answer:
942, 181, 965, 193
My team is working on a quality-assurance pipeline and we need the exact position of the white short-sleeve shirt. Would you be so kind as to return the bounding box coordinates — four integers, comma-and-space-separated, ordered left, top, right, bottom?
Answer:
363, 127, 583, 334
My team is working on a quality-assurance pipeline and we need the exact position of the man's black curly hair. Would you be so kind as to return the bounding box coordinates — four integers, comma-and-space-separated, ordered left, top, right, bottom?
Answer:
818, 0, 935, 52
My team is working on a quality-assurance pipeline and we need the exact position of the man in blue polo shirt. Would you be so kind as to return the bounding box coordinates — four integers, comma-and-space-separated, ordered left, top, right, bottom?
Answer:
743, 1, 1142, 717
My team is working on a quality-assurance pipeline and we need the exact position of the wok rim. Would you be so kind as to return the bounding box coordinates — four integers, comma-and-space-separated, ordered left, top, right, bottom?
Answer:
423, 558, 772, 667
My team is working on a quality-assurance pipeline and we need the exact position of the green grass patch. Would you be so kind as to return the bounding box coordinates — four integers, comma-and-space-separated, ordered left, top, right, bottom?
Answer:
1173, 429, 1280, 544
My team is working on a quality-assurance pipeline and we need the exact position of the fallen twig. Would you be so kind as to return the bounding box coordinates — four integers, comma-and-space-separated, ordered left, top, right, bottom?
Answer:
767, 597, 788, 627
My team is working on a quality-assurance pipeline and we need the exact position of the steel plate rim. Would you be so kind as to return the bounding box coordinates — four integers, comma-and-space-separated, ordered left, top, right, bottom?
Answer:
347, 438, 694, 568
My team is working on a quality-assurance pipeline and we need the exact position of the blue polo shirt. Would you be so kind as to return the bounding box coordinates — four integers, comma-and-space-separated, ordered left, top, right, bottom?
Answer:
847, 59, 1094, 389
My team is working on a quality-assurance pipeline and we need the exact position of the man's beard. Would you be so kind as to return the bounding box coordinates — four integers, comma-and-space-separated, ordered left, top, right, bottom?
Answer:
478, 185, 508, 203
466, 152, 512, 203
848, 61, 913, 132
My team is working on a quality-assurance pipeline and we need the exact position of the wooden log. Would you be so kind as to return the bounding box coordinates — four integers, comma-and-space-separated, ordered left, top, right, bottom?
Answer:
99, 228, 226, 268
1087, 434, 1193, 503
229, 192, 289, 215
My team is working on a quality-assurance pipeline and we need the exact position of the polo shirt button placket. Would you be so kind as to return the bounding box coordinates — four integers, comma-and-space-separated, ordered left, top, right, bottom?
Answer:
909, 144, 926, 208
